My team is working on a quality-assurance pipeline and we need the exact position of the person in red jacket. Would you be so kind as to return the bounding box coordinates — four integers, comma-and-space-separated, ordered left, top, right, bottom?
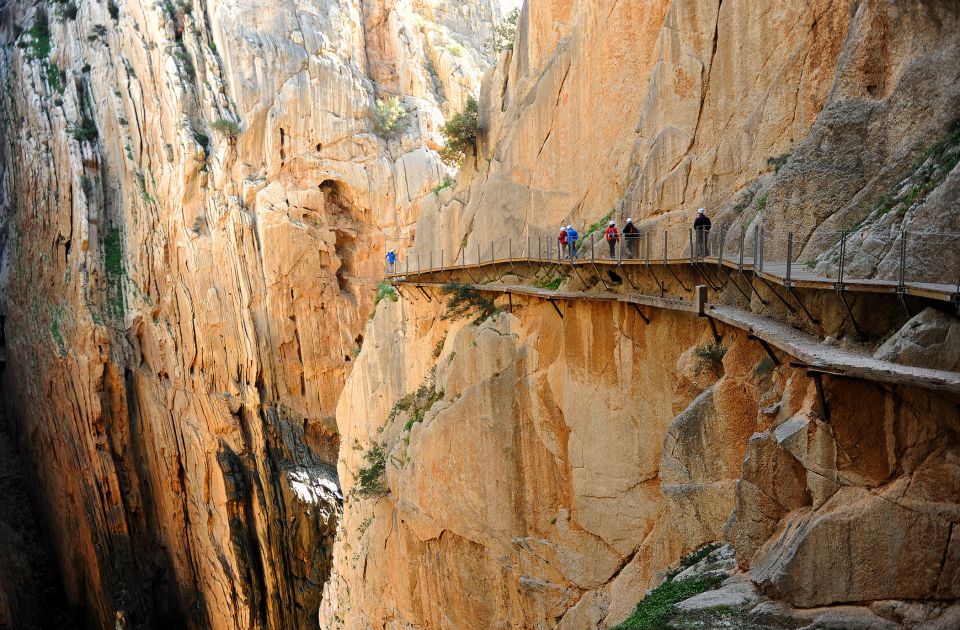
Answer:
558, 224, 568, 259
605, 220, 620, 258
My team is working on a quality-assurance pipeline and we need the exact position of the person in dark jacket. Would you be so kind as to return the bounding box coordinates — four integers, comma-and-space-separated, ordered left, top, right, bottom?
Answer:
694, 208, 711, 257
604, 221, 620, 258
623, 217, 640, 258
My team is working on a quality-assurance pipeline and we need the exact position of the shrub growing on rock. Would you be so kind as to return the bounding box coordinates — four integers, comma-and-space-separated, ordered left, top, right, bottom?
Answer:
439, 96, 479, 167
493, 8, 520, 53
441, 282, 497, 324
354, 443, 388, 499
211, 117, 240, 138
373, 96, 406, 138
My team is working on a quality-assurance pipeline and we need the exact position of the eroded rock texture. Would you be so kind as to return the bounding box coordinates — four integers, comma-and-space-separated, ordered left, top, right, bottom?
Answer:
413, 0, 960, 271
0, 0, 509, 627
326, 1, 960, 628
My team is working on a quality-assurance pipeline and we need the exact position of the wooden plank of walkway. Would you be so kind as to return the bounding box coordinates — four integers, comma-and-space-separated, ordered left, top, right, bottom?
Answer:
707, 305, 960, 393
407, 281, 960, 394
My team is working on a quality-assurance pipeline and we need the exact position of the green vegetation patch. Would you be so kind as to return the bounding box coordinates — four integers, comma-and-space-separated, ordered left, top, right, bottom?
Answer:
373, 280, 398, 310
431, 174, 456, 195
211, 117, 240, 138
578, 210, 614, 247
534, 272, 567, 291
388, 367, 444, 433
67, 117, 98, 142
373, 96, 406, 138
693, 342, 727, 378
22, 11, 52, 60
611, 574, 725, 630
353, 443, 388, 499
613, 543, 726, 630
441, 282, 497, 324
439, 96, 479, 167
868, 118, 960, 223
493, 8, 520, 53
103, 227, 125, 319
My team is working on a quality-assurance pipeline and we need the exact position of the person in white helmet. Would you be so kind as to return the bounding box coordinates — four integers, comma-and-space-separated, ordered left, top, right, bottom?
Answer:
604, 220, 620, 258
558, 224, 568, 259
386, 248, 397, 273
623, 217, 640, 258
694, 208, 712, 257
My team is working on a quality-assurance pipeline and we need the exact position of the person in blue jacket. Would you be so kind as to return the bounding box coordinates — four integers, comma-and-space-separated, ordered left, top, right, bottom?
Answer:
386, 249, 396, 273
566, 225, 579, 259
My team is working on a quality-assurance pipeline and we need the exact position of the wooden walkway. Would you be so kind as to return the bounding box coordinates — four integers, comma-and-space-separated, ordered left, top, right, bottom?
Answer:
388, 255, 960, 303
401, 281, 960, 395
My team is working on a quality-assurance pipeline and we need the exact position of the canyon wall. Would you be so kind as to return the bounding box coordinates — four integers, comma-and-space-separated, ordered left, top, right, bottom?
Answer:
324, 287, 960, 629
326, 0, 960, 628
412, 0, 960, 265
0, 0, 510, 627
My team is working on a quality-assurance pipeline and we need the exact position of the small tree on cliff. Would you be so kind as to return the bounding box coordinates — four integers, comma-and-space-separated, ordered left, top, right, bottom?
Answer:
439, 95, 479, 168
493, 8, 520, 53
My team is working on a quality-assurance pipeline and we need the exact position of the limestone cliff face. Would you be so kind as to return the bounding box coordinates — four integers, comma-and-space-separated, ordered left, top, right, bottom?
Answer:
0, 0, 508, 627
325, 290, 960, 628
326, 1, 960, 628
413, 0, 960, 266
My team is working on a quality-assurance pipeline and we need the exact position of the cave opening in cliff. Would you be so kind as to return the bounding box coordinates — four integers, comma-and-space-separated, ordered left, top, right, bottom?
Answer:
320, 179, 363, 295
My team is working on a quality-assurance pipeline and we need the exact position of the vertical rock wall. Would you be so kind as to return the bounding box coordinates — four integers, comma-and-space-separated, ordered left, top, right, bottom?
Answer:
0, 0, 507, 627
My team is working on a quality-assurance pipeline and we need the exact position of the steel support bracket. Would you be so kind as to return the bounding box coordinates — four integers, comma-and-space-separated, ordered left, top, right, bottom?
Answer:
415, 285, 433, 302
548, 299, 564, 319
707, 316, 723, 344
631, 303, 650, 324
747, 334, 781, 366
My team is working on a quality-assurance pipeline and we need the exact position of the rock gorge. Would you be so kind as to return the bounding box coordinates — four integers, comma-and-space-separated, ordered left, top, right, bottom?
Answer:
0, 1, 959, 630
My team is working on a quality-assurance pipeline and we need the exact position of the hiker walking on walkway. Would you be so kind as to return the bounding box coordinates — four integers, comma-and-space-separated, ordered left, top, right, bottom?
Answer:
558, 224, 568, 259
386, 249, 396, 273
566, 225, 579, 260
605, 220, 620, 258
694, 208, 711, 257
623, 218, 639, 258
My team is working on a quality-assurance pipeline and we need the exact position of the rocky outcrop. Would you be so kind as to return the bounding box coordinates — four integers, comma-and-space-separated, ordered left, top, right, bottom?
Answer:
322, 286, 859, 627
0, 0, 508, 627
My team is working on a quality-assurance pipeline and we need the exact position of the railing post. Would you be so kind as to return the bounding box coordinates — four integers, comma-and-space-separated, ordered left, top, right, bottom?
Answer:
738, 229, 745, 270
838, 232, 846, 286
509, 238, 513, 262
440, 249, 444, 274
752, 225, 759, 271
617, 232, 623, 265
758, 227, 764, 273
527, 235, 530, 260
490, 241, 494, 266
405, 255, 409, 275
785, 232, 793, 286
663, 230, 668, 266
416, 253, 420, 275
689, 228, 695, 264
591, 233, 595, 261
718, 225, 725, 264
645, 231, 650, 264
898, 231, 907, 294
477, 242, 481, 268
